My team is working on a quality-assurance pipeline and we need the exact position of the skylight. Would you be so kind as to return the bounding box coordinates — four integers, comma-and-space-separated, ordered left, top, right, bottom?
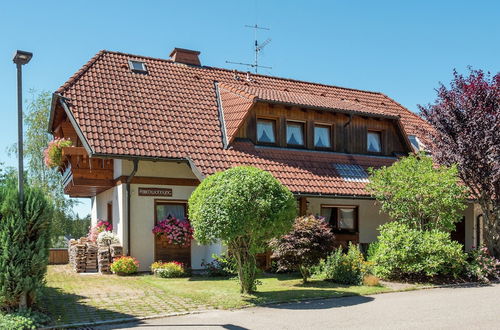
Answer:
129, 60, 147, 73
333, 164, 369, 183
408, 135, 424, 151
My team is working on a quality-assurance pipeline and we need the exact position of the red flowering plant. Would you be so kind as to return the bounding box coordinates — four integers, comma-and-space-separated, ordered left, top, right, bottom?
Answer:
88, 219, 113, 243
152, 216, 193, 247
44, 137, 72, 168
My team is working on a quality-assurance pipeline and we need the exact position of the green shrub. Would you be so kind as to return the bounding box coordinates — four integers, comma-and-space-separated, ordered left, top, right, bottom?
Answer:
110, 256, 139, 275
372, 222, 466, 280
315, 243, 366, 285
0, 309, 50, 330
366, 241, 379, 262
270, 215, 335, 283
0, 182, 52, 308
465, 246, 500, 283
151, 261, 186, 278
201, 254, 237, 277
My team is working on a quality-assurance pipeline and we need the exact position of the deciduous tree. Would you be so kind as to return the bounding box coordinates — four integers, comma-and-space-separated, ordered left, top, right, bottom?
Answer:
270, 215, 335, 283
189, 166, 296, 293
367, 153, 468, 232
419, 69, 500, 256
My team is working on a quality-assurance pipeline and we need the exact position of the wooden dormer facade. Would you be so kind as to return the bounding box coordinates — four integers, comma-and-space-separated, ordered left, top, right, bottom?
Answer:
49, 99, 114, 198
234, 102, 412, 156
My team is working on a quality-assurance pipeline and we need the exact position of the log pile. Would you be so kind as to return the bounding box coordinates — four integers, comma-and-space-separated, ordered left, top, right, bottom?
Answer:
110, 244, 123, 261
98, 247, 111, 274
69, 243, 87, 273
85, 243, 98, 272
67, 236, 124, 274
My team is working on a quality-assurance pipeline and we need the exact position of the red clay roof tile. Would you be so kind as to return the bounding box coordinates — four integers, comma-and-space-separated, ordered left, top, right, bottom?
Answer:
55, 50, 433, 196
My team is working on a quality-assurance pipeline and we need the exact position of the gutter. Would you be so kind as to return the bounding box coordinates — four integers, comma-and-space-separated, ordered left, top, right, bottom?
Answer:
126, 159, 139, 256
295, 192, 376, 200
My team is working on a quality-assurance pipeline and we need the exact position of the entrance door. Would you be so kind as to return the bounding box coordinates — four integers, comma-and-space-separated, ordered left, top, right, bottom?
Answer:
154, 200, 191, 266
451, 216, 466, 248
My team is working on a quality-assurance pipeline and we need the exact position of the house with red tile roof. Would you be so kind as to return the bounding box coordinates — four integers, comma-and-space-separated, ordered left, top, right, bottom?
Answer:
49, 48, 481, 270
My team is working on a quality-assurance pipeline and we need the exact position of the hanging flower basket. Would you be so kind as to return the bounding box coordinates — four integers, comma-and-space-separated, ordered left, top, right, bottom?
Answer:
44, 138, 73, 168
152, 216, 194, 247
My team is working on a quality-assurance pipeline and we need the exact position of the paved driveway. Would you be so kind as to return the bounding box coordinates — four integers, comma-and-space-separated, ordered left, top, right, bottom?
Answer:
100, 283, 500, 329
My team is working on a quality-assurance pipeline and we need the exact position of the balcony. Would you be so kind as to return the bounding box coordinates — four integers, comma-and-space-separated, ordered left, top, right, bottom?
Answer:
60, 147, 114, 197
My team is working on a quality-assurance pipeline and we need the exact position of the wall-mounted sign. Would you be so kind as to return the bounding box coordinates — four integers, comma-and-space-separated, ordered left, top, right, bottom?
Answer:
138, 187, 173, 197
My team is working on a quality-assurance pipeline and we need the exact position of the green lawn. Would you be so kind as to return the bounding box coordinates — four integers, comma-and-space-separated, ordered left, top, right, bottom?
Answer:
43, 265, 394, 325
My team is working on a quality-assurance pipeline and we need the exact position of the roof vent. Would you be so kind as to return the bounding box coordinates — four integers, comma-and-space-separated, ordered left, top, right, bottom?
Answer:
169, 48, 201, 66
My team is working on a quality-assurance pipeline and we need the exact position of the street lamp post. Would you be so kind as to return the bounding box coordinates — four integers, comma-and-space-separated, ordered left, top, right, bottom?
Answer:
13, 50, 33, 210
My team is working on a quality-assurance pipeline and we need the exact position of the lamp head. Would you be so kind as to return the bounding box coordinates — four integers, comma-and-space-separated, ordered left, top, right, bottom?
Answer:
13, 50, 33, 65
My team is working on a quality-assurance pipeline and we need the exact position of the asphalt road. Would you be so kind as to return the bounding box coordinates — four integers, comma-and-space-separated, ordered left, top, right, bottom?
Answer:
100, 283, 500, 330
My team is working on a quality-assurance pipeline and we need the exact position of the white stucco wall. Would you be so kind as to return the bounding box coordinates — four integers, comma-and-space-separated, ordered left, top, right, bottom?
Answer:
91, 186, 125, 243
306, 197, 390, 244
307, 197, 478, 250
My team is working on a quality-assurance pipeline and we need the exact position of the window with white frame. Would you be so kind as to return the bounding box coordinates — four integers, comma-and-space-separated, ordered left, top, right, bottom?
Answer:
320, 206, 358, 231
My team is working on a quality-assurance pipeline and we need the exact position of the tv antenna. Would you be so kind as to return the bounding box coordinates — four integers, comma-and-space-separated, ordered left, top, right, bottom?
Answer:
226, 24, 272, 73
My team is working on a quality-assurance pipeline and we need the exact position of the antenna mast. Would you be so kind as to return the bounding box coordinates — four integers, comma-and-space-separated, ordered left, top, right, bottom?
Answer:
226, 24, 272, 73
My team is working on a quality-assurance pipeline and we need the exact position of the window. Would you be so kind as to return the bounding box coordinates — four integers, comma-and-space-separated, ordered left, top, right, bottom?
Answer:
257, 119, 276, 144
286, 121, 305, 146
155, 201, 186, 222
129, 60, 147, 73
314, 125, 332, 148
107, 202, 113, 223
320, 206, 358, 231
367, 131, 382, 153
408, 135, 424, 152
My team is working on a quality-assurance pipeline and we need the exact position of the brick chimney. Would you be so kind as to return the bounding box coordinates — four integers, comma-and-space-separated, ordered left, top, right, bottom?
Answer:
169, 48, 201, 66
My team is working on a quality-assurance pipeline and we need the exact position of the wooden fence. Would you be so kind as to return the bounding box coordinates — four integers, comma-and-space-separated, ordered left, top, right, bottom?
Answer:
49, 248, 69, 264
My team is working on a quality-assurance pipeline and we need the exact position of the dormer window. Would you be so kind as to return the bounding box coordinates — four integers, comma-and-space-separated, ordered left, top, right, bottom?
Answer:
286, 121, 305, 147
129, 60, 147, 73
367, 131, 382, 153
314, 124, 332, 148
257, 119, 276, 144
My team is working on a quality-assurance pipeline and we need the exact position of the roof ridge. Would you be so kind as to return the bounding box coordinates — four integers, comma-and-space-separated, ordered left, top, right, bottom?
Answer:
97, 49, 385, 96
57, 50, 107, 94
218, 82, 256, 100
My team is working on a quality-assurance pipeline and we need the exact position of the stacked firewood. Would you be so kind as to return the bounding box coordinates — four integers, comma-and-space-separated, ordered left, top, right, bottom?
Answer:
70, 243, 87, 273
98, 247, 111, 274
110, 244, 123, 262
85, 243, 98, 272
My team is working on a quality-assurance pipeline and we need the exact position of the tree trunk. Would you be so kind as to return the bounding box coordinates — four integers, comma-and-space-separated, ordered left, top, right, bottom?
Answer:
479, 199, 500, 258
19, 292, 27, 309
299, 265, 310, 284
230, 238, 257, 294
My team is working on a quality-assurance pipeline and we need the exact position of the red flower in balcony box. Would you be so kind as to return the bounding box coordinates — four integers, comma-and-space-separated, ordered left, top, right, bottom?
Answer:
152, 216, 193, 247
44, 137, 72, 168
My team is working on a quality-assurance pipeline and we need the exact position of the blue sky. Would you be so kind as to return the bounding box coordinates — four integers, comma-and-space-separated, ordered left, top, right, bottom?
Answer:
0, 0, 498, 216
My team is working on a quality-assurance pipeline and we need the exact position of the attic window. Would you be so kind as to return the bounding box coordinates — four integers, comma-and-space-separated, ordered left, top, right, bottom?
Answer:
333, 164, 369, 183
129, 60, 147, 73
408, 135, 424, 151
